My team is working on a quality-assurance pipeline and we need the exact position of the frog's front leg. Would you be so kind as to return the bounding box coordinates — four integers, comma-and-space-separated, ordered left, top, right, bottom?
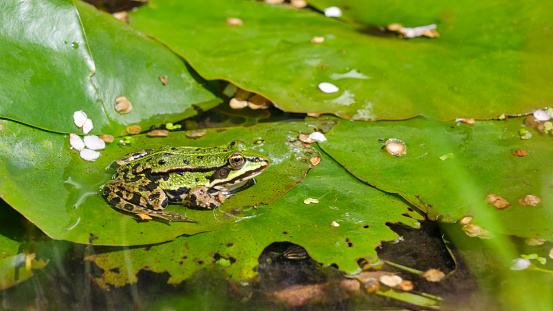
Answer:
103, 177, 197, 223
187, 186, 230, 210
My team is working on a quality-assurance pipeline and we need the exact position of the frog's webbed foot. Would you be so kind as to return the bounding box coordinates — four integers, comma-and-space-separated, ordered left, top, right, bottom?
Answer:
103, 178, 198, 223
187, 186, 224, 210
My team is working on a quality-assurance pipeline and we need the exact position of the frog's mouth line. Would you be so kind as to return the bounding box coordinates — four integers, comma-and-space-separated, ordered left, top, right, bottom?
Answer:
211, 165, 268, 190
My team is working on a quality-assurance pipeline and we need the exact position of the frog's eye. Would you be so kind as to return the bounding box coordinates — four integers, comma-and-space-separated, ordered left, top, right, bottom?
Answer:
229, 154, 245, 168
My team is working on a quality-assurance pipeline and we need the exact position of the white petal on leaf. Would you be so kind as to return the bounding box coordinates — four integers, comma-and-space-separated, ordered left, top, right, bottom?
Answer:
80, 149, 101, 161
83, 135, 106, 150
69, 133, 85, 151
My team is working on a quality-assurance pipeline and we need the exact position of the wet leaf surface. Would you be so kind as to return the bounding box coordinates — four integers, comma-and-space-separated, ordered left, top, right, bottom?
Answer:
0, 0, 220, 135
78, 1, 221, 136
86, 145, 422, 287
0, 119, 331, 245
320, 118, 553, 240
128, 0, 550, 120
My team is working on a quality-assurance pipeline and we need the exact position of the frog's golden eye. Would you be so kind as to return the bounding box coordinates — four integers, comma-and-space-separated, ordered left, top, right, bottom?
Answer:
229, 154, 245, 168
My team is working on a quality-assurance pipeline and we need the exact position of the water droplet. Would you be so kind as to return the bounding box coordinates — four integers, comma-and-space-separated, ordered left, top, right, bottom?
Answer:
71, 42, 79, 49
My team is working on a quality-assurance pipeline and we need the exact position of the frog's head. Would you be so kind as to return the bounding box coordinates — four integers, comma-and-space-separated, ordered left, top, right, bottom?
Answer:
209, 142, 269, 191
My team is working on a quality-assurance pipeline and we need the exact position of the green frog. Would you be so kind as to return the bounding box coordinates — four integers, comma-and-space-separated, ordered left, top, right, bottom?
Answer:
103, 140, 269, 223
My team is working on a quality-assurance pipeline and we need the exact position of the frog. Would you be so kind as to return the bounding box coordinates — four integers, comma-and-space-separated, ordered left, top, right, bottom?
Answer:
102, 140, 269, 223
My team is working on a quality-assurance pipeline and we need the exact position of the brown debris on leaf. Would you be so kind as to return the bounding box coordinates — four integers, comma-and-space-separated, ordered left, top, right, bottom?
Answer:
298, 133, 316, 144
485, 194, 511, 209
126, 125, 142, 134
512, 149, 529, 157
186, 130, 207, 138
147, 129, 169, 137
310, 156, 321, 166
518, 194, 542, 206
99, 134, 114, 143
462, 223, 493, 239
112, 11, 128, 23
226, 17, 243, 26
115, 95, 133, 114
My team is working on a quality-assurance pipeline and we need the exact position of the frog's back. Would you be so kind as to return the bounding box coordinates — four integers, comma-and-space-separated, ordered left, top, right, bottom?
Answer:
136, 140, 248, 172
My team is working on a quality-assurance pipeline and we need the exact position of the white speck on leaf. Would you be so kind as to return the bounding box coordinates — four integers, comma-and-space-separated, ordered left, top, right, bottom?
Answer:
324, 6, 342, 17
303, 198, 319, 204
533, 109, 551, 121
82, 119, 93, 134
400, 24, 437, 38
83, 135, 106, 150
318, 82, 339, 94
73, 110, 87, 128
69, 134, 85, 151
308, 132, 327, 142
80, 149, 101, 161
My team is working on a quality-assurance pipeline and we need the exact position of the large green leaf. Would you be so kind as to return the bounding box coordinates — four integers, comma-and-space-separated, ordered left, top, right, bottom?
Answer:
86, 146, 422, 287
0, 0, 219, 135
320, 118, 553, 240
78, 1, 221, 136
128, 0, 551, 120
0, 119, 330, 245
0, 0, 103, 132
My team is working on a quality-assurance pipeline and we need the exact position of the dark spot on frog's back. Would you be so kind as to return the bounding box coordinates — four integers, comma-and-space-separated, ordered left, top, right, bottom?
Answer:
171, 147, 178, 151
165, 187, 190, 200
127, 175, 142, 182
183, 159, 190, 165
128, 193, 143, 205
123, 204, 134, 211
146, 181, 158, 191
109, 196, 121, 205
195, 147, 201, 151
138, 185, 148, 192
197, 156, 203, 159
148, 193, 161, 203
158, 159, 167, 165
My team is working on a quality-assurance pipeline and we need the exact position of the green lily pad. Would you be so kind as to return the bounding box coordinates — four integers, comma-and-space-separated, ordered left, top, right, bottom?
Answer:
0, 119, 331, 245
320, 118, 553, 240
78, 1, 221, 136
0, 201, 48, 290
0, 0, 103, 132
86, 145, 422, 287
128, 0, 550, 121
0, 0, 219, 135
